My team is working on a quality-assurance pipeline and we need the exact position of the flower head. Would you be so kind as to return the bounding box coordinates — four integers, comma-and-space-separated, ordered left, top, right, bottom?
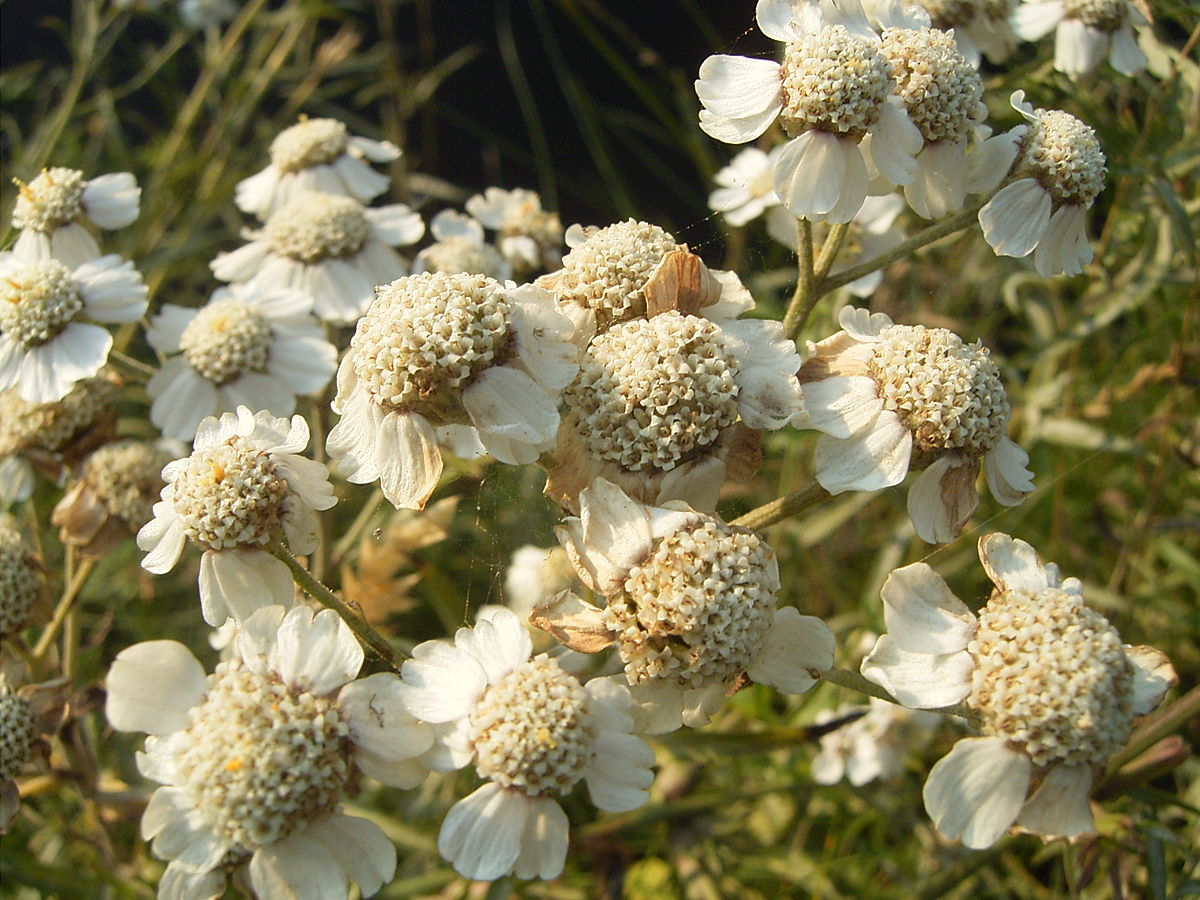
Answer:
709, 147, 784, 226
466, 187, 564, 275
0, 254, 146, 404
811, 697, 940, 786
796, 306, 1033, 543
909, 0, 1017, 65
326, 272, 578, 510
1, 671, 68, 831
137, 407, 336, 625
236, 117, 401, 219
106, 604, 432, 899
1013, 0, 1146, 77
539, 479, 834, 733
212, 190, 423, 324
397, 607, 654, 880
412, 210, 512, 281
861, 533, 1176, 847
0, 520, 45, 641
10, 167, 140, 267
146, 282, 337, 440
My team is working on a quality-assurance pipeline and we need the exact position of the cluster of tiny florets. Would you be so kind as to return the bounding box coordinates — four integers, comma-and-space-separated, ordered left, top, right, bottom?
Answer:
779, 28, 893, 139
0, 682, 37, 781
605, 521, 776, 688
268, 118, 350, 172
174, 662, 351, 853
868, 324, 1010, 457
418, 238, 507, 279
167, 441, 289, 551
1020, 110, 1107, 206
79, 440, 173, 530
350, 272, 512, 422
179, 299, 273, 385
469, 654, 594, 797
545, 220, 681, 329
0, 259, 83, 349
564, 312, 740, 472
1063, 0, 1128, 31
11, 167, 86, 232
0, 524, 41, 639
265, 192, 370, 262
968, 587, 1134, 768
0, 375, 119, 458
880, 28, 983, 143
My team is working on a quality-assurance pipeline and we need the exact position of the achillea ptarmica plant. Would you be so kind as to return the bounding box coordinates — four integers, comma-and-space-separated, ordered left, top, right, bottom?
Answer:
795, 306, 1033, 543
106, 604, 433, 900
211, 190, 423, 324
466, 187, 564, 275
908, 0, 1017, 65
978, 90, 1107, 277
235, 116, 402, 219
0, 253, 148, 404
411, 209, 512, 281
137, 407, 336, 625
695, 0, 921, 222
0, 520, 45, 641
536, 479, 835, 734
396, 607, 654, 881
860, 533, 1176, 848
10, 166, 140, 267
1013, 0, 1147, 77
325, 271, 578, 510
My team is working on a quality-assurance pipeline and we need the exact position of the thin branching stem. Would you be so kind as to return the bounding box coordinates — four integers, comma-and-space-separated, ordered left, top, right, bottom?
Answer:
781, 217, 815, 340
32, 557, 97, 663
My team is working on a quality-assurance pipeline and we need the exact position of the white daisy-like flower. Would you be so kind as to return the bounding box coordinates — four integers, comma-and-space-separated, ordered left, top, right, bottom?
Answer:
708, 147, 784, 226
211, 190, 423, 324
0, 253, 147, 404
811, 697, 940, 786
1013, 0, 1147, 77
0, 372, 120, 506
397, 606, 654, 881
908, 0, 1017, 66
145, 283, 337, 441
236, 117, 401, 219
795, 306, 1034, 543
695, 0, 921, 223
412, 209, 513, 281
546, 301, 805, 513
465, 187, 564, 275
978, 91, 1106, 277
0, 520, 44, 641
766, 192, 907, 297
106, 604, 433, 900
137, 407, 336, 626
325, 272, 578, 510
538, 479, 835, 734
10, 167, 140, 268
861, 533, 1177, 848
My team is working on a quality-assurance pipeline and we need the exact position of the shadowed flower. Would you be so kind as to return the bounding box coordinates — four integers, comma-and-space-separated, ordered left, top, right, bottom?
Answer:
397, 607, 654, 881
137, 408, 336, 625
795, 306, 1033, 543
907, 0, 1017, 64
10, 167, 139, 267
106, 604, 433, 899
412, 209, 512, 281
811, 697, 940, 786
466, 187, 564, 275
1013, 0, 1147, 77
861, 533, 1176, 848
708, 147, 784, 226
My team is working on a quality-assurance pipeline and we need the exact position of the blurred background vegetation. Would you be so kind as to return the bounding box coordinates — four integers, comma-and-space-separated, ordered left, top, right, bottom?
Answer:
1, 0, 1197, 897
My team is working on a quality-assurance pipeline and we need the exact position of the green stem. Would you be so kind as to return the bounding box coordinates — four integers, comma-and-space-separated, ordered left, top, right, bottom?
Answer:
781, 218, 815, 340
32, 557, 97, 662
331, 486, 385, 566
267, 541, 399, 668
812, 222, 850, 283
1104, 684, 1199, 777
106, 349, 155, 383
731, 482, 830, 531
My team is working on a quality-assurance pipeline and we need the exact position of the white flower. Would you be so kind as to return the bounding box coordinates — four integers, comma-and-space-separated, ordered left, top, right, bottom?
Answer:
236, 117, 401, 219
145, 283, 337, 441
1012, 0, 1146, 77
137, 407, 336, 625
795, 306, 1034, 543
465, 187, 564, 274
906, 0, 1017, 66
0, 254, 147, 404
811, 697, 940, 786
10, 167, 140, 268
397, 607, 654, 881
106, 604, 433, 900
540, 479, 835, 734
412, 209, 512, 281
326, 272, 578, 510
860, 533, 1177, 848
211, 190, 423, 325
708, 147, 784, 226
695, 0, 921, 222
978, 91, 1106, 276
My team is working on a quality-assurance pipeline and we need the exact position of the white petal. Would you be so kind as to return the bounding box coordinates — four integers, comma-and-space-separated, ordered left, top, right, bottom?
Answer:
47, 225, 102, 268
197, 548, 294, 626
439, 783, 529, 881
775, 131, 847, 219
233, 605, 288, 676
865, 99, 922, 187
1014, 764, 1095, 839
399, 639, 488, 724
1011, 0, 1064, 40
340, 673, 434, 761
695, 55, 783, 120
507, 285, 579, 392
366, 203, 425, 246
457, 608, 533, 684
235, 165, 283, 218
210, 240, 272, 282
81, 172, 140, 228
746, 606, 835, 693
274, 606, 364, 694
157, 862, 225, 900
377, 410, 443, 510
905, 140, 969, 220
304, 814, 397, 897
984, 436, 1034, 506
137, 503, 188, 575
977, 532, 1057, 593
18, 325, 110, 403
248, 830, 348, 900
1108, 23, 1146, 76
1125, 645, 1177, 716
325, 382, 382, 483
512, 796, 570, 880
1033, 203, 1092, 277
463, 367, 559, 464
627, 678, 687, 735
106, 641, 206, 734
924, 737, 1031, 848
797, 375, 882, 439
1055, 19, 1107, 77
148, 358, 217, 441
585, 731, 655, 811
354, 748, 430, 789
565, 478, 656, 594
331, 154, 392, 203
838, 304, 892, 340
979, 179, 1052, 258
906, 455, 979, 544
75, 255, 148, 322
143, 788, 228, 872
145, 305, 196, 354
880, 562, 975, 654
860, 634, 973, 708
814, 417, 912, 493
